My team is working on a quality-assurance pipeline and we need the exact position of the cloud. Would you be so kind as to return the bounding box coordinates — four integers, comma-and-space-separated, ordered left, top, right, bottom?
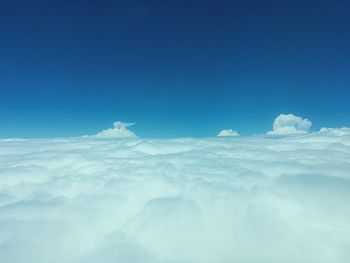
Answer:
217, 129, 239, 137
1, 133, 350, 262
318, 127, 350, 136
268, 113, 312, 135
91, 121, 137, 138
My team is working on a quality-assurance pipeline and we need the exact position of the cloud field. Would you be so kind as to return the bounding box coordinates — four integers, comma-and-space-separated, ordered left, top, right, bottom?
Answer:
1, 129, 350, 262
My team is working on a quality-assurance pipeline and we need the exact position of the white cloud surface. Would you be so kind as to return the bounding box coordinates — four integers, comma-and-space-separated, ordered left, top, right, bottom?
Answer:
91, 121, 137, 138
217, 129, 239, 137
268, 113, 312, 135
1, 132, 350, 262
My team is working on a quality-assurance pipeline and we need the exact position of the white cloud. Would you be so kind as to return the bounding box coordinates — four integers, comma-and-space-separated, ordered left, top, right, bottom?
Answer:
91, 121, 137, 138
217, 129, 239, 137
318, 127, 350, 136
268, 113, 312, 135
1, 132, 350, 262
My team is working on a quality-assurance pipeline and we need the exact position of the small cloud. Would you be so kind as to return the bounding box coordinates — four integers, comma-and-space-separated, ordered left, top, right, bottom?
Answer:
217, 129, 239, 137
88, 121, 137, 138
318, 127, 350, 136
268, 114, 312, 135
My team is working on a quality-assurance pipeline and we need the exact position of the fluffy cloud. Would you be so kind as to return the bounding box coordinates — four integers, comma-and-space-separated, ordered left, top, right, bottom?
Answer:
268, 113, 312, 135
1, 133, 350, 263
217, 129, 239, 137
91, 121, 137, 138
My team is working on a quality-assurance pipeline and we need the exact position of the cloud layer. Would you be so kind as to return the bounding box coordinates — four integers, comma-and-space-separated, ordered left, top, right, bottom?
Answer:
1, 132, 350, 262
268, 114, 312, 135
318, 127, 350, 136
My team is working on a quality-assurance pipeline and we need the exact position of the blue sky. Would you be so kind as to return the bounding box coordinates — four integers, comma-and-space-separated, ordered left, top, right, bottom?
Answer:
0, 0, 349, 138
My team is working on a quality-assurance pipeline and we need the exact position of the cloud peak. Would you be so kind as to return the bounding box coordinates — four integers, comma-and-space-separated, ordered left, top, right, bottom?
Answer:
90, 121, 137, 138
217, 129, 239, 137
268, 114, 312, 135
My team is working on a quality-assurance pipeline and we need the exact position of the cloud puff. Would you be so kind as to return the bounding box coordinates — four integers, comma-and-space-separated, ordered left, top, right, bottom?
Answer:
1, 133, 350, 262
268, 114, 312, 135
217, 129, 239, 137
92, 121, 137, 138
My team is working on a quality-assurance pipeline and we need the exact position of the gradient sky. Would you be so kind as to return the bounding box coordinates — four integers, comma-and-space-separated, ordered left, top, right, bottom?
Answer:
0, 0, 349, 138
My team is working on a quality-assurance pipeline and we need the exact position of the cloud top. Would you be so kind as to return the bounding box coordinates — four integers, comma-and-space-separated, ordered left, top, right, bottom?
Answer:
94, 121, 137, 138
268, 114, 312, 135
217, 129, 239, 137
1, 132, 350, 262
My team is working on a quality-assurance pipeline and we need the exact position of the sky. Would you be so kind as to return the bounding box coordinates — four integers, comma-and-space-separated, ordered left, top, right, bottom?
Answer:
0, 0, 349, 138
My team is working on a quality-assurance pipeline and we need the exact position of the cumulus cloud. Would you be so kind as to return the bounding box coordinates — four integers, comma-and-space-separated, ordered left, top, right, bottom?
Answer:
91, 121, 137, 138
1, 133, 350, 262
217, 129, 239, 137
268, 113, 312, 135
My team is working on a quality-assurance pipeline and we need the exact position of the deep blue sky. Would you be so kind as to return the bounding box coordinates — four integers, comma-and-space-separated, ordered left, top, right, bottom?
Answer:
0, 0, 349, 137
